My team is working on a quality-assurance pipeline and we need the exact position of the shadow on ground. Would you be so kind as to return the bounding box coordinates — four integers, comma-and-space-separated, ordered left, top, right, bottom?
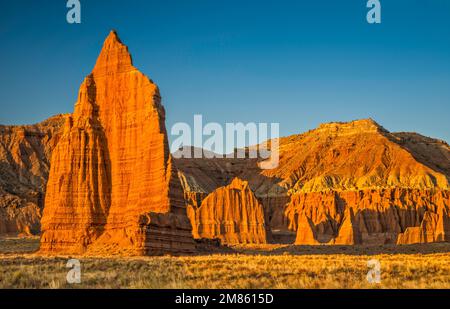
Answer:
228, 242, 450, 256
1, 237, 450, 256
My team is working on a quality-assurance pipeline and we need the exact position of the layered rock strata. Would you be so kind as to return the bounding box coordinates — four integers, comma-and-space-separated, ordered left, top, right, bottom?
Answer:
0, 115, 65, 235
187, 178, 267, 244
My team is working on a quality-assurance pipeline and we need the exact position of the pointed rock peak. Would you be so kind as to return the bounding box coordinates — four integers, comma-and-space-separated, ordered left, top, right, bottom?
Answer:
316, 118, 388, 135
228, 177, 249, 190
353, 118, 384, 129
105, 30, 123, 45
92, 30, 134, 76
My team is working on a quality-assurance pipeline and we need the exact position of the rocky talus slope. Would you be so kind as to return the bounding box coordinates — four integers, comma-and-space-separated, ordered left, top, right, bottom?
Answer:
39, 31, 195, 255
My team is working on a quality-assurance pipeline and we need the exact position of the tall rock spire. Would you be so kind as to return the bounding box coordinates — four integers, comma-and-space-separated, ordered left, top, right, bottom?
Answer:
92, 30, 134, 76
40, 31, 195, 255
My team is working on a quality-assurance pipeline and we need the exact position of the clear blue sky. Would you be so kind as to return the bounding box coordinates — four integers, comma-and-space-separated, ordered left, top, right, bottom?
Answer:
1, 0, 449, 146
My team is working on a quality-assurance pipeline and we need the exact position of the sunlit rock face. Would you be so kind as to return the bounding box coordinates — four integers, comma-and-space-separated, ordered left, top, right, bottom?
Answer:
40, 31, 195, 255
278, 120, 450, 245
286, 189, 450, 245
187, 178, 267, 245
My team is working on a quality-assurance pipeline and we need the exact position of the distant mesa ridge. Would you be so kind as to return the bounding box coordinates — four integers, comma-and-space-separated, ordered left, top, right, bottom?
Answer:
176, 117, 450, 246
0, 31, 449, 250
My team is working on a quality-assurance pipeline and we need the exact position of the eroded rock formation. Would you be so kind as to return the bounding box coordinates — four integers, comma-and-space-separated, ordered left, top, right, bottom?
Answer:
397, 207, 450, 244
187, 178, 267, 244
333, 208, 362, 245
39, 31, 195, 255
177, 119, 450, 245
175, 149, 291, 242
0, 115, 65, 235
280, 119, 450, 245
294, 211, 319, 245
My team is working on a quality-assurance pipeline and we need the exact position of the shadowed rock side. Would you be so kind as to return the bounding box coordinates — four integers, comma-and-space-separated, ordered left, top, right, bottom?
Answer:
40, 31, 195, 255
333, 208, 363, 245
293, 199, 363, 245
397, 207, 450, 244
286, 189, 450, 245
0, 115, 66, 235
187, 178, 267, 244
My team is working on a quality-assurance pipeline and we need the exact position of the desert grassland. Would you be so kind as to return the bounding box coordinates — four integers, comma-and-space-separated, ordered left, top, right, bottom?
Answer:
0, 238, 449, 289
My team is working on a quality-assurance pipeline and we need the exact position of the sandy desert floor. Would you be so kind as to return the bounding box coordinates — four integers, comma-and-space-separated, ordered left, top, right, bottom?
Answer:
0, 237, 449, 289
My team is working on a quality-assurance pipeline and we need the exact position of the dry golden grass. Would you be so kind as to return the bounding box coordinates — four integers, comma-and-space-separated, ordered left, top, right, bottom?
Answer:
0, 238, 449, 289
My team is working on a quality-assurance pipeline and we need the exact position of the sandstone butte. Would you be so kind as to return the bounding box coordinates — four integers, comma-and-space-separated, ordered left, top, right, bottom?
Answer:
176, 119, 450, 245
39, 31, 195, 255
186, 177, 267, 244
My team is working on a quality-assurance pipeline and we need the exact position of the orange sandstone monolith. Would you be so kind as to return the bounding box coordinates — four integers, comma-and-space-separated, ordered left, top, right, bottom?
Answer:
40, 31, 195, 255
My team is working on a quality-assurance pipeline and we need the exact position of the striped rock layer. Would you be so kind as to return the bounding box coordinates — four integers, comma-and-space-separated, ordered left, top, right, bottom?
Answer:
0, 115, 65, 236
187, 178, 267, 244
